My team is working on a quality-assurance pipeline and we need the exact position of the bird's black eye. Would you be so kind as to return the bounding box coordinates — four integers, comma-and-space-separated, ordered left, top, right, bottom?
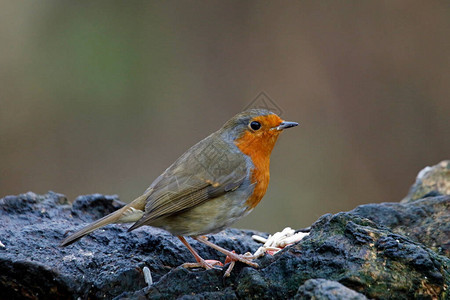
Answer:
249, 121, 261, 131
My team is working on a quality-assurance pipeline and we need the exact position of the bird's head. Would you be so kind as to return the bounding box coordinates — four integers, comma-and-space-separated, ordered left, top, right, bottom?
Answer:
220, 108, 298, 157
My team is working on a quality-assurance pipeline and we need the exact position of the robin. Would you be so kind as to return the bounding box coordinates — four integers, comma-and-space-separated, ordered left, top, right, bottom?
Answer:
60, 108, 298, 275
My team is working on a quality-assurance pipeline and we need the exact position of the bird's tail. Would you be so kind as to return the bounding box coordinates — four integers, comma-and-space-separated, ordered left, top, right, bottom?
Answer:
60, 193, 148, 247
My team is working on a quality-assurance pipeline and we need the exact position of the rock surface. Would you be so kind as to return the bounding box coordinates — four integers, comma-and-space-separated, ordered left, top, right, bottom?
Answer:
294, 279, 368, 300
402, 160, 450, 202
0, 162, 449, 299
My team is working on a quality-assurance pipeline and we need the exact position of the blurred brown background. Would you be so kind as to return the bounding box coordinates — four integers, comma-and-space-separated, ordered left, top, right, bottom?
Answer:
1, 1, 449, 232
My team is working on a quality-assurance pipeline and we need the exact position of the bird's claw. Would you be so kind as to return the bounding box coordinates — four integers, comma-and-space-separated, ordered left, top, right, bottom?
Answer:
182, 259, 223, 270
225, 251, 259, 267
182, 251, 258, 277
223, 251, 259, 277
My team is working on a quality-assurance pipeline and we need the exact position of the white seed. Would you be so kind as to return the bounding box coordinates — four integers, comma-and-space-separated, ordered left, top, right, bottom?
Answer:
278, 232, 309, 247
265, 234, 275, 247
143, 266, 153, 286
253, 228, 309, 256
265, 246, 282, 252
252, 235, 267, 243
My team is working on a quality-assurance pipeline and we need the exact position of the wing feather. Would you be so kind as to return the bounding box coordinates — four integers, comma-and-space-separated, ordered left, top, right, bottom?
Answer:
128, 135, 248, 231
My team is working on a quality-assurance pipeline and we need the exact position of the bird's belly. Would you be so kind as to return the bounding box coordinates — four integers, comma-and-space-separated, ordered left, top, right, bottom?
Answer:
150, 190, 253, 236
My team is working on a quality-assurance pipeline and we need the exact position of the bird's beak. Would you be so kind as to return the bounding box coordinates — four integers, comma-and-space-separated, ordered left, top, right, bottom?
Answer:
275, 121, 299, 131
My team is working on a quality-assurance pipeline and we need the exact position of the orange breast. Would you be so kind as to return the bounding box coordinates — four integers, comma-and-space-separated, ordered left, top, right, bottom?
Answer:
245, 153, 271, 209
235, 115, 281, 209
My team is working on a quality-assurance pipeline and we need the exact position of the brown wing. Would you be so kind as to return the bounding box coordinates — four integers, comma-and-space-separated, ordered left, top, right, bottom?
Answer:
128, 134, 248, 231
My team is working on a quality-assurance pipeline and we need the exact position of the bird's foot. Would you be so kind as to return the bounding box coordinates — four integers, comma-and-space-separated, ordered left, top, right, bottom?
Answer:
194, 236, 259, 267
182, 259, 223, 270
178, 236, 223, 270
223, 250, 258, 277
180, 235, 259, 277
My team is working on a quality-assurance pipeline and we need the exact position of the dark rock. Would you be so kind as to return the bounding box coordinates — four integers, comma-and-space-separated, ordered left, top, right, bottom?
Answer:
70, 194, 124, 221
350, 196, 450, 257
0, 162, 449, 299
294, 279, 368, 300
231, 212, 448, 299
0, 192, 262, 299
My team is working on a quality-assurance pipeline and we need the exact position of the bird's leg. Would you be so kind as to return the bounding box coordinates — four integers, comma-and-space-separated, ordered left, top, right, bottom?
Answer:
177, 236, 222, 270
223, 251, 236, 277
193, 236, 259, 272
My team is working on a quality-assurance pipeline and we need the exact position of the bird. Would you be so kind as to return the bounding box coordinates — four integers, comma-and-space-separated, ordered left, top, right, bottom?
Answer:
60, 108, 298, 276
